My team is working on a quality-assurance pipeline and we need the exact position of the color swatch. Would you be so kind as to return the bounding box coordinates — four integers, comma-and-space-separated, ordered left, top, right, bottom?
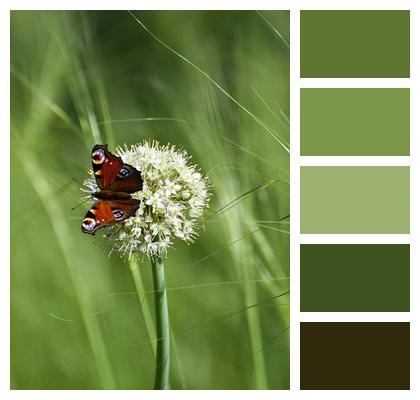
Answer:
300, 166, 410, 234
300, 10, 410, 78
299, 9, 411, 391
300, 322, 410, 389
300, 89, 410, 156
300, 244, 410, 312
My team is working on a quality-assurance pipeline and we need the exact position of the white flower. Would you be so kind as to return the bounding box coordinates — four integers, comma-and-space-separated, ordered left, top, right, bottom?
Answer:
82, 140, 211, 258
166, 203, 184, 217
146, 191, 165, 212
164, 178, 182, 196
144, 148, 159, 165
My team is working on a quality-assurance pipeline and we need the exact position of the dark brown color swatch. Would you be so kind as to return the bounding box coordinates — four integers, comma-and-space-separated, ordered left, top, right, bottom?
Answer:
300, 322, 410, 390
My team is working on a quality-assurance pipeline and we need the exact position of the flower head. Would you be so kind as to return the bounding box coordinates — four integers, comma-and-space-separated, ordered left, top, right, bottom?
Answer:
82, 141, 211, 258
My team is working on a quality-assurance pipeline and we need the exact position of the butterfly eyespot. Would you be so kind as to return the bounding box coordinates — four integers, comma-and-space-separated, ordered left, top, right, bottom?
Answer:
92, 148, 106, 164
82, 218, 97, 232
118, 166, 130, 178
113, 209, 125, 220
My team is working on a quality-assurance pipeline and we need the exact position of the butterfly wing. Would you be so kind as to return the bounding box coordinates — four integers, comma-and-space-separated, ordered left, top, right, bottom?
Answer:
91, 144, 142, 193
81, 198, 140, 234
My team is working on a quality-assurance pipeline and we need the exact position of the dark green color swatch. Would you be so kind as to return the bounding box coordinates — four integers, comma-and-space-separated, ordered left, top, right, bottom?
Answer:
300, 244, 410, 312
300, 89, 410, 156
300, 322, 410, 389
300, 167, 410, 234
300, 11, 410, 78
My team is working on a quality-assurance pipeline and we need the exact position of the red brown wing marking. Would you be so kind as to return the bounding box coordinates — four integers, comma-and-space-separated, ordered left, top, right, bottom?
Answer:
91, 144, 122, 190
81, 198, 140, 235
91, 144, 142, 193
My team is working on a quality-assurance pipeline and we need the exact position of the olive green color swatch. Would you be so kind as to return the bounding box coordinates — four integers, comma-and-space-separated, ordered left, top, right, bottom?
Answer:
300, 89, 410, 156
300, 11, 410, 78
300, 167, 410, 234
300, 244, 410, 312
300, 322, 410, 389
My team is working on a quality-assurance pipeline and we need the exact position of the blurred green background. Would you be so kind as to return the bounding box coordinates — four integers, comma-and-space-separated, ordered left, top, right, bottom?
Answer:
11, 10, 290, 389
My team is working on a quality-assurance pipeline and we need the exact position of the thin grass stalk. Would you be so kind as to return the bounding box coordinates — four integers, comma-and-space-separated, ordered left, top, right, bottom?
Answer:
222, 172, 269, 388
128, 11, 290, 154
23, 156, 116, 389
170, 328, 186, 389
129, 258, 156, 359
241, 240, 268, 389
243, 280, 268, 388
151, 256, 170, 389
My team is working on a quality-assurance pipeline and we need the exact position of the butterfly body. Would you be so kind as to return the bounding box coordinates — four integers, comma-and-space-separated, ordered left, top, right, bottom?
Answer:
81, 144, 143, 235
93, 190, 132, 200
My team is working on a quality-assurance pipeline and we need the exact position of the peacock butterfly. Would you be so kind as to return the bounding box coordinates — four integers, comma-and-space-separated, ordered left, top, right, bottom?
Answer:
81, 144, 143, 234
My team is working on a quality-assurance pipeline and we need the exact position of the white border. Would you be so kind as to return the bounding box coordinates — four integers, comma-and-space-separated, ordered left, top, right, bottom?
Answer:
409, 5, 418, 395
2, 0, 419, 10
300, 313, 410, 323
289, 6, 300, 392
299, 235, 411, 244
2, 2, 10, 396
300, 79, 411, 88
300, 156, 411, 166
2, 0, 420, 398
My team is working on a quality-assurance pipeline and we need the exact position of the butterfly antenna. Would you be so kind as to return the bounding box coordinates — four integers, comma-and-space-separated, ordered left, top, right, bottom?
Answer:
72, 177, 84, 186
70, 198, 89, 211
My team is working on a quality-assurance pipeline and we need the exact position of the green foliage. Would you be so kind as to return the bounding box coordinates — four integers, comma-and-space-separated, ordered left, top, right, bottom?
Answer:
11, 10, 290, 389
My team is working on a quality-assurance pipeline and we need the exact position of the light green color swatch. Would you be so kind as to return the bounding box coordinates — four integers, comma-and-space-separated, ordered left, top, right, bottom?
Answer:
300, 89, 410, 156
301, 167, 410, 234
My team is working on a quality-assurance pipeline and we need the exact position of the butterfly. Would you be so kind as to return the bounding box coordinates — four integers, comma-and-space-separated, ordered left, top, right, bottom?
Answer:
81, 144, 143, 234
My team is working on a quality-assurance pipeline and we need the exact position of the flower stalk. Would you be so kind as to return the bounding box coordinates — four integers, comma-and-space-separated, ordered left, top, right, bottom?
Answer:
81, 141, 211, 389
151, 255, 170, 389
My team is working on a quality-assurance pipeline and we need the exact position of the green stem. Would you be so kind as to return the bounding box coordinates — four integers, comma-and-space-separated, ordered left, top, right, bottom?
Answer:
151, 256, 170, 390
